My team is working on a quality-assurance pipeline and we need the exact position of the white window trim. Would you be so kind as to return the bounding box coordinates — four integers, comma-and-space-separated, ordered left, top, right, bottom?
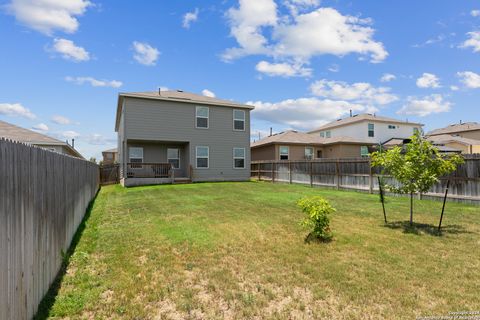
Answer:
233, 109, 246, 131
325, 131, 331, 138
279, 146, 289, 160
129, 147, 144, 163
196, 146, 209, 169
360, 146, 369, 157
195, 106, 209, 129
167, 148, 180, 169
368, 123, 375, 137
305, 147, 314, 160
233, 147, 246, 169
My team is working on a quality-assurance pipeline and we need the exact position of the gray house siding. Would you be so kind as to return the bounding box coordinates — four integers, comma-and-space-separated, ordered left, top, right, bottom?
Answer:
122, 97, 251, 182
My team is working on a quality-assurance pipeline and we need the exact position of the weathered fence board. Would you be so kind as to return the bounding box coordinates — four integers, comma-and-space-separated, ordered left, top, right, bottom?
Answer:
252, 155, 480, 205
100, 163, 119, 185
0, 138, 99, 319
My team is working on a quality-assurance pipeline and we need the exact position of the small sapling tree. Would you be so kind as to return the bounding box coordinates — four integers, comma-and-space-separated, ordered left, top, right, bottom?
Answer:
371, 133, 463, 225
298, 196, 336, 242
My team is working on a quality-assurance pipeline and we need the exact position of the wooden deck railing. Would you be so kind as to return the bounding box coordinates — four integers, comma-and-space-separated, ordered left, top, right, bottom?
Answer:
127, 162, 173, 179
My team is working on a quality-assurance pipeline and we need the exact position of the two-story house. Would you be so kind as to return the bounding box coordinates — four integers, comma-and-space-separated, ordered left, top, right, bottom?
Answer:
308, 114, 423, 144
115, 90, 254, 187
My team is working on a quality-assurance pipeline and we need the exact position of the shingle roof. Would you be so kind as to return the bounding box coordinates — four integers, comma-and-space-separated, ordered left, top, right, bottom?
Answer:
102, 148, 117, 153
0, 120, 83, 158
115, 90, 254, 131
427, 134, 480, 146
251, 130, 377, 148
426, 122, 480, 136
308, 113, 423, 133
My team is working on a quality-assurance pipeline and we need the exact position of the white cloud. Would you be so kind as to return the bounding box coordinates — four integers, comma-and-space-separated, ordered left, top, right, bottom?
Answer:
380, 73, 396, 82
460, 31, 480, 52
7, 0, 91, 35
32, 123, 49, 131
0, 103, 36, 119
398, 94, 452, 117
416, 73, 441, 88
450, 85, 459, 91
51, 115, 71, 125
284, 0, 320, 16
182, 8, 199, 29
132, 41, 160, 66
249, 97, 368, 130
310, 79, 398, 105
87, 133, 115, 145
65, 76, 122, 88
471, 10, 480, 17
202, 89, 216, 97
255, 60, 312, 77
62, 130, 80, 139
51, 38, 90, 62
457, 71, 480, 88
327, 64, 340, 73
223, 3, 387, 64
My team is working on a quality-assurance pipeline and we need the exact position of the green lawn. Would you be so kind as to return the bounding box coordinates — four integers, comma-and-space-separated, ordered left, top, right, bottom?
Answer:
38, 182, 480, 319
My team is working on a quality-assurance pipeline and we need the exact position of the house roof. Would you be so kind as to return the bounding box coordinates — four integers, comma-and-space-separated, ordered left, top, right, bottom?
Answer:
308, 113, 423, 133
0, 120, 83, 158
115, 90, 255, 131
426, 122, 480, 136
427, 134, 480, 146
102, 148, 118, 153
251, 130, 377, 148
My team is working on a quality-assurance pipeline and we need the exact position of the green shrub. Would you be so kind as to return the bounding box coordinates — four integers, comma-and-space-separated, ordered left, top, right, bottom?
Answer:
298, 196, 335, 242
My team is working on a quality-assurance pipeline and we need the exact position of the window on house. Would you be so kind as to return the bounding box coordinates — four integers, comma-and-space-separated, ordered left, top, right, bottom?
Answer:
129, 147, 143, 168
196, 106, 209, 129
167, 148, 180, 169
368, 123, 375, 137
279, 146, 289, 160
413, 127, 420, 135
233, 110, 245, 131
320, 131, 325, 138
325, 131, 331, 138
233, 148, 245, 169
196, 146, 209, 168
317, 150, 323, 158
305, 147, 314, 160
388, 125, 396, 129
360, 146, 369, 157
106, 153, 113, 160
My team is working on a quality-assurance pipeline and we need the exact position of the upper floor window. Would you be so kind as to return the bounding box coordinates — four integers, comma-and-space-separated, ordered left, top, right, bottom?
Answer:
233, 110, 245, 131
233, 148, 245, 169
388, 125, 396, 129
368, 123, 375, 137
325, 131, 331, 138
196, 146, 209, 169
167, 148, 180, 169
279, 146, 289, 160
320, 131, 325, 138
305, 147, 314, 160
196, 106, 209, 129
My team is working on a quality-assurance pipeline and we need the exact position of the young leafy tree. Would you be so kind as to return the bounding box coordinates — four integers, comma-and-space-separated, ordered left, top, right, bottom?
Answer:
371, 133, 463, 225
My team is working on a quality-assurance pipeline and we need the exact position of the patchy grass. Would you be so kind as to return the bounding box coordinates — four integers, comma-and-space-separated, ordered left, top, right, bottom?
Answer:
39, 181, 480, 319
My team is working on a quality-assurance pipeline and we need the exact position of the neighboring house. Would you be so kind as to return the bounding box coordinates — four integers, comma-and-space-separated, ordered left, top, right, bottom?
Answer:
0, 120, 83, 158
251, 130, 377, 161
427, 122, 480, 140
102, 148, 118, 164
427, 134, 480, 154
115, 90, 254, 187
308, 113, 423, 144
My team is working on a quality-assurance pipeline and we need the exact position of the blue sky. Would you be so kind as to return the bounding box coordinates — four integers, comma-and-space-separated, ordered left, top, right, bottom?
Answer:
1, 0, 479, 159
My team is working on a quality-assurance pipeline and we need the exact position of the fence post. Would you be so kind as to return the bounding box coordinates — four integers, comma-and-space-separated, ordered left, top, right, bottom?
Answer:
310, 161, 313, 187
369, 159, 373, 194
272, 162, 275, 183
289, 161, 292, 184
257, 163, 261, 181
336, 159, 340, 190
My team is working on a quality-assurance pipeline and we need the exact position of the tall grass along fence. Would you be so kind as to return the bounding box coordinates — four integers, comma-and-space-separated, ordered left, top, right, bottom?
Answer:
251, 154, 480, 205
0, 138, 99, 319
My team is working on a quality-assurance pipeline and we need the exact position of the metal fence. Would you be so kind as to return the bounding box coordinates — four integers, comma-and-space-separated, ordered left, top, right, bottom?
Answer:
251, 154, 480, 204
0, 138, 99, 319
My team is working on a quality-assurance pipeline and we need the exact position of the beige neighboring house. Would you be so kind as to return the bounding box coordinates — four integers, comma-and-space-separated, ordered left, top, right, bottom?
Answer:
308, 113, 423, 144
0, 120, 83, 158
251, 130, 377, 161
426, 122, 480, 154
102, 148, 118, 164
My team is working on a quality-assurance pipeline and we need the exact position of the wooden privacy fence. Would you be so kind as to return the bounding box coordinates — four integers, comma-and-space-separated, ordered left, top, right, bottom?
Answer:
251, 154, 480, 204
100, 163, 119, 185
0, 138, 99, 319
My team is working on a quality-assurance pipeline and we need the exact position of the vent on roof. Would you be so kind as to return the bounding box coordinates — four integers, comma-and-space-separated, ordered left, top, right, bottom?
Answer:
177, 89, 184, 92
